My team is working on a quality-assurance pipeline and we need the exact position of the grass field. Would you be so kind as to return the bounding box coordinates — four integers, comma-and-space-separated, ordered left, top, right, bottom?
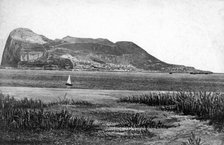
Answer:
0, 69, 224, 91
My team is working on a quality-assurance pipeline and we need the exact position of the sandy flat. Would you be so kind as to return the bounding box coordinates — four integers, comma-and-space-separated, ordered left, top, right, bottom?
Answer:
0, 86, 155, 103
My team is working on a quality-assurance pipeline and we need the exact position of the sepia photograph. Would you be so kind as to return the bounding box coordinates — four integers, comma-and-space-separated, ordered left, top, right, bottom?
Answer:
0, 0, 224, 144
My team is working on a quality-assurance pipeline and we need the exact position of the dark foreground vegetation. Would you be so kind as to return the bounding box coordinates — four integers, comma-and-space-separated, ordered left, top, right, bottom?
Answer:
0, 93, 168, 132
0, 93, 99, 132
0, 92, 166, 144
0, 90, 219, 144
119, 91, 224, 131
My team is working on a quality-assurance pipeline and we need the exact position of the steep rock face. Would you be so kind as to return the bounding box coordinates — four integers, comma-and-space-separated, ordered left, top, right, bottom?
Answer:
1, 28, 201, 72
1, 28, 47, 67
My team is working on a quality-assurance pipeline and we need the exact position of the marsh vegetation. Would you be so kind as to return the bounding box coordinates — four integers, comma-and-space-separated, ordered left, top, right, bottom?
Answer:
119, 91, 224, 128
0, 90, 223, 144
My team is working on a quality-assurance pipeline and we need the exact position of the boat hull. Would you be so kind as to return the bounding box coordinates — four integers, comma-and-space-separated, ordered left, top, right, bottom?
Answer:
65, 83, 73, 86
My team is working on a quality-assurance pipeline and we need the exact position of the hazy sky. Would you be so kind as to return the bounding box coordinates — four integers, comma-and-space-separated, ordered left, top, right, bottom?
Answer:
0, 0, 224, 72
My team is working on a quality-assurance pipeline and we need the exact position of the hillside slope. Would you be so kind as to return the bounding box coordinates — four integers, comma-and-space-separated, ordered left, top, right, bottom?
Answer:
1, 28, 202, 72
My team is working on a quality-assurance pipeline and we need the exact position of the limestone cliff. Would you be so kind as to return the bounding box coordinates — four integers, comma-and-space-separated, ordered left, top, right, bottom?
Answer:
1, 28, 203, 72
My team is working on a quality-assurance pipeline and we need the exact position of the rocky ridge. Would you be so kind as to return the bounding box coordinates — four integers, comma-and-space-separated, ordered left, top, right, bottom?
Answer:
1, 28, 207, 73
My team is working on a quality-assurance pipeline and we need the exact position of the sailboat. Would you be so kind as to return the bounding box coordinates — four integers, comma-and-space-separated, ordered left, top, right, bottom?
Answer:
65, 75, 73, 86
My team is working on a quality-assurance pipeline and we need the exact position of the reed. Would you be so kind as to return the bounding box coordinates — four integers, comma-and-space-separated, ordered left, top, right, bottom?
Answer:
0, 92, 98, 132
0, 108, 99, 132
119, 91, 224, 123
48, 93, 93, 106
182, 132, 203, 145
118, 113, 167, 128
0, 92, 46, 109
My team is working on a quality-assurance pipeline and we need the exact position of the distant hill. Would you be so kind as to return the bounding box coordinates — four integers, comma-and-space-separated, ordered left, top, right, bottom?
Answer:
1, 28, 209, 73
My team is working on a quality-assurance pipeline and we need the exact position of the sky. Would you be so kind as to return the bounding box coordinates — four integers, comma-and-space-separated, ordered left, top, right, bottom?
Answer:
0, 0, 224, 72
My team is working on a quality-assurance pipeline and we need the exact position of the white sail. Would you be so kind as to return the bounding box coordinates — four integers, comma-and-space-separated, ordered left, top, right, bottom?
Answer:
66, 75, 72, 86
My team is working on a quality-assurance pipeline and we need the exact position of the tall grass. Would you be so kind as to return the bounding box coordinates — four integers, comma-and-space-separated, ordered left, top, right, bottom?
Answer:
0, 92, 99, 132
118, 113, 168, 128
48, 94, 93, 106
182, 132, 204, 145
119, 91, 224, 123
0, 92, 93, 109
1, 109, 98, 132
0, 93, 47, 109
119, 92, 177, 106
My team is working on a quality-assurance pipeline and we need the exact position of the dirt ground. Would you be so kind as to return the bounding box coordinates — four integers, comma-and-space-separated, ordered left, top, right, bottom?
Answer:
1, 86, 224, 145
